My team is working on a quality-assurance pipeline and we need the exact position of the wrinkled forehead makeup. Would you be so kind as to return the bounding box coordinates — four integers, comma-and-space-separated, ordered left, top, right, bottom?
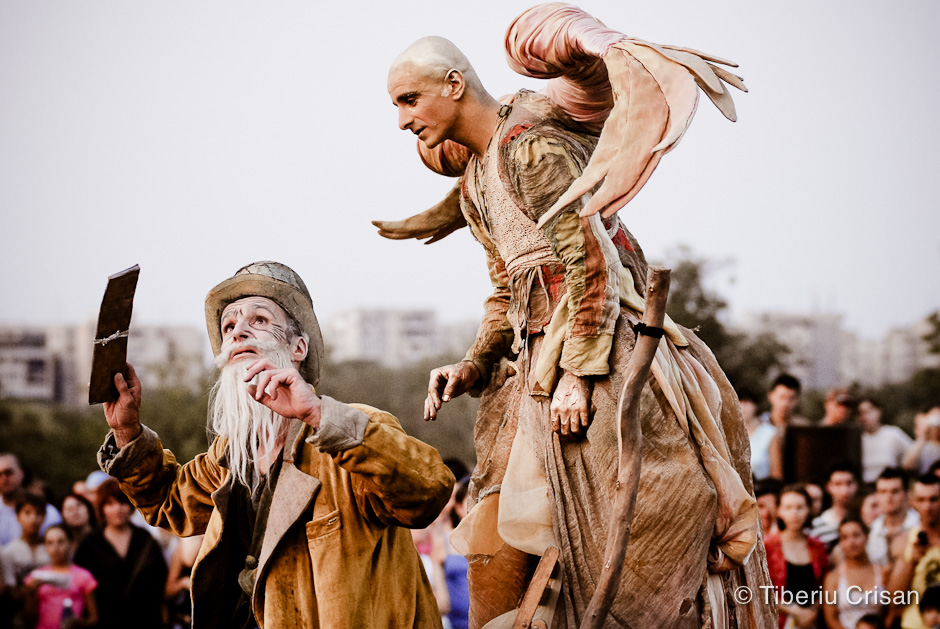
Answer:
220, 296, 286, 324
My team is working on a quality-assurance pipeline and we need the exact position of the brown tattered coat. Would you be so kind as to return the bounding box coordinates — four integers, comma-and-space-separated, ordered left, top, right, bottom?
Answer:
98, 396, 454, 629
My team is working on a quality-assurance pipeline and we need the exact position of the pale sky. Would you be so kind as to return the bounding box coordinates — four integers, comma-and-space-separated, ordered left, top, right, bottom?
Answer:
1, 0, 938, 345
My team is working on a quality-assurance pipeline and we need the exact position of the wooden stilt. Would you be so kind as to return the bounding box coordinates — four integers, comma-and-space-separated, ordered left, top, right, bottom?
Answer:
579, 267, 671, 629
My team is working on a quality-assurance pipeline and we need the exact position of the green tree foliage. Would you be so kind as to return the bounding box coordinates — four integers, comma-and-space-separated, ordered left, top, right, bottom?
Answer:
138, 385, 211, 465
857, 368, 940, 436
1, 353, 476, 504
835, 311, 940, 434
0, 386, 212, 501
5, 257, 934, 504
0, 401, 114, 499
661, 246, 790, 396
924, 311, 940, 355
317, 354, 477, 467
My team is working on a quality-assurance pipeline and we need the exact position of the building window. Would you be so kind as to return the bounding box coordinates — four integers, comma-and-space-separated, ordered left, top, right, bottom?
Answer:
26, 360, 46, 385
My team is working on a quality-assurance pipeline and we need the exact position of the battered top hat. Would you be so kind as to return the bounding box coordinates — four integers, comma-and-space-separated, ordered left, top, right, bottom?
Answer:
205, 261, 324, 387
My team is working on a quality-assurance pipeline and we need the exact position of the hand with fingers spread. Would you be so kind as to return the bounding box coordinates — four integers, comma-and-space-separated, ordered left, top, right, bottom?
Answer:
103, 362, 143, 448
424, 361, 481, 421
244, 358, 321, 428
550, 371, 593, 437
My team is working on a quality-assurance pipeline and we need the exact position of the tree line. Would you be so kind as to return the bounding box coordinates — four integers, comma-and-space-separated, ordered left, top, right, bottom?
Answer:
3, 249, 937, 499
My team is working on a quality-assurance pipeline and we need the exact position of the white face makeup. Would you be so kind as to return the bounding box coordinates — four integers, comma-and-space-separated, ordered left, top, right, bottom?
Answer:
219, 297, 291, 363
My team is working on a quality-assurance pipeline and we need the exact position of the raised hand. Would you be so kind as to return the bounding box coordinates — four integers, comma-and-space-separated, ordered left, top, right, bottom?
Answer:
103, 363, 143, 448
244, 359, 321, 428
424, 361, 480, 421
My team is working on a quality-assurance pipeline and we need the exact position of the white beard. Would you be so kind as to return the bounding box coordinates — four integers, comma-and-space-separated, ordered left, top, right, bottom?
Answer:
208, 339, 292, 490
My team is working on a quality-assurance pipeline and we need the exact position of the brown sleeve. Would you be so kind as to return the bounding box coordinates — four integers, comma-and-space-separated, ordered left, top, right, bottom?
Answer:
462, 249, 515, 387
509, 131, 620, 375
323, 402, 455, 529
98, 426, 224, 537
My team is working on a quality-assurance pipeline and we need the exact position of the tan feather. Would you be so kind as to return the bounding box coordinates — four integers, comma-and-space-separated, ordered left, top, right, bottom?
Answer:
659, 44, 738, 68
634, 40, 725, 94
619, 41, 700, 154
537, 47, 669, 227
707, 62, 748, 93
635, 41, 740, 122
580, 53, 667, 216
695, 75, 737, 122
600, 152, 664, 219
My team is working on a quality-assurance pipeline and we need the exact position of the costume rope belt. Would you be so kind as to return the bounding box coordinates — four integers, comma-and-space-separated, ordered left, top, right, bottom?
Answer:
94, 329, 130, 347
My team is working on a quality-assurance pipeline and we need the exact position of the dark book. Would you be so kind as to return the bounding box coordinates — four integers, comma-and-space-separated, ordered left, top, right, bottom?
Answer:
88, 265, 140, 404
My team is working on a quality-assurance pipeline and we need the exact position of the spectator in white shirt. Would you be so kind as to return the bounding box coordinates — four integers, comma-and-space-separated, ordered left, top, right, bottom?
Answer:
744, 388, 779, 481
860, 398, 914, 484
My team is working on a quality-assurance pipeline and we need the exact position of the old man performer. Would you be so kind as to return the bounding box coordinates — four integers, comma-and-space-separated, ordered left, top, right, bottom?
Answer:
379, 4, 774, 628
97, 261, 455, 628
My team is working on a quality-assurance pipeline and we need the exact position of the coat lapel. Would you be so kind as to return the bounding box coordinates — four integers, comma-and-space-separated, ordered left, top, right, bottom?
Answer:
203, 451, 235, 558
256, 421, 320, 575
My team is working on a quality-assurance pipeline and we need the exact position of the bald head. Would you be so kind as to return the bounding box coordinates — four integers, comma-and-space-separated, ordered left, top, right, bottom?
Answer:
388, 36, 501, 155
389, 36, 486, 98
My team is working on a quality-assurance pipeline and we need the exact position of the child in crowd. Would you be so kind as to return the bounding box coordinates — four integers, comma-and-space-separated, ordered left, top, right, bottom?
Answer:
24, 524, 98, 629
1, 495, 50, 599
1, 494, 50, 627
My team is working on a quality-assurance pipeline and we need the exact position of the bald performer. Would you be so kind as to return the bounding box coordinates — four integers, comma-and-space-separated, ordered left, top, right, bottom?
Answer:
382, 23, 767, 628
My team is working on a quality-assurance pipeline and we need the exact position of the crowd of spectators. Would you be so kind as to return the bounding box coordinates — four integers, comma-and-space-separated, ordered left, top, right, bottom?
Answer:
749, 373, 940, 629
3, 368, 938, 628
0, 449, 472, 629
0, 454, 175, 629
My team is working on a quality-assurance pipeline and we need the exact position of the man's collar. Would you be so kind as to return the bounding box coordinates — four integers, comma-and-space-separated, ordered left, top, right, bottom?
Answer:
282, 420, 305, 464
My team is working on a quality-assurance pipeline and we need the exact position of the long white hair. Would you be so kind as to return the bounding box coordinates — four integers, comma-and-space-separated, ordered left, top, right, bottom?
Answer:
208, 339, 292, 490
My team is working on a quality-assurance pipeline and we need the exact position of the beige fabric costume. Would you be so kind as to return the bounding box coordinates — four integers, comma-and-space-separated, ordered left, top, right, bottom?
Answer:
377, 5, 774, 627
442, 91, 771, 628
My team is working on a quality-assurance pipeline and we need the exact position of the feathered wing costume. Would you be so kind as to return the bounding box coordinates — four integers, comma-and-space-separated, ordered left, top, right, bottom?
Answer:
376, 5, 774, 629
373, 2, 746, 240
